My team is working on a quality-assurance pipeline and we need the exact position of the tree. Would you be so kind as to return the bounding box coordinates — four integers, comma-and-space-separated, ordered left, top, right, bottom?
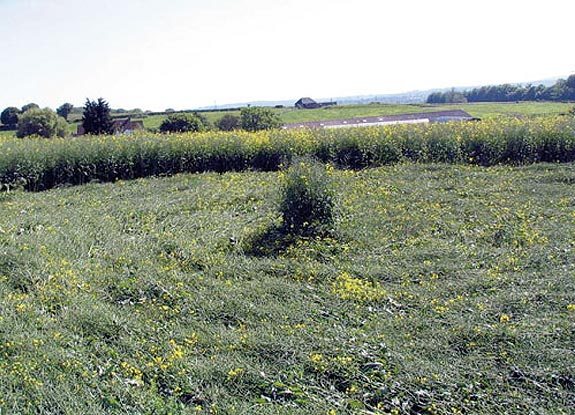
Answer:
217, 114, 241, 131
56, 103, 74, 121
16, 108, 67, 138
21, 103, 40, 113
82, 98, 113, 135
240, 107, 282, 132
1, 107, 20, 128
159, 112, 209, 133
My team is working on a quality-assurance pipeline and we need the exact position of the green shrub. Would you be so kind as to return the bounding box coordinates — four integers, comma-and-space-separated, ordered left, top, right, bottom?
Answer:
159, 112, 208, 133
16, 108, 67, 138
240, 107, 282, 132
217, 114, 241, 131
279, 157, 335, 235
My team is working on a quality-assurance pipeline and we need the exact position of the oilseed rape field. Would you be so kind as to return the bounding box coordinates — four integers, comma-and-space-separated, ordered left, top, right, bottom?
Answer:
1, 119, 575, 414
1, 116, 575, 192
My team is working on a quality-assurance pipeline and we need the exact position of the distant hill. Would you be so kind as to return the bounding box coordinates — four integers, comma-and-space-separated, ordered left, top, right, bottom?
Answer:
196, 76, 564, 110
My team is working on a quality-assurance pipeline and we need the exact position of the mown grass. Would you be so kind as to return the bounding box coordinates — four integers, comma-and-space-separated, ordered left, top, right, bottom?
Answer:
1, 163, 574, 414
2, 116, 575, 192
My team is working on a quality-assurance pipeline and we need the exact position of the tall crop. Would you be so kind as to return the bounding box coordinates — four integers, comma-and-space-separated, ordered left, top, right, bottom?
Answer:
1, 117, 574, 192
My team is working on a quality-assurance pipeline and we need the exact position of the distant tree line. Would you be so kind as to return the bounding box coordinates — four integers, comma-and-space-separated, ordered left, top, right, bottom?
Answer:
427, 74, 575, 104
1, 97, 284, 137
158, 107, 282, 133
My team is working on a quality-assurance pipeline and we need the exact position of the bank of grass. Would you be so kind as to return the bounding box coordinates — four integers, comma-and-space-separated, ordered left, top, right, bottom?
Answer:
1, 163, 574, 414
2, 116, 575, 191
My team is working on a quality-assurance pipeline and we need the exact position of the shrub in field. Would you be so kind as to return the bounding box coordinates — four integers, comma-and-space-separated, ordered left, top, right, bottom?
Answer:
279, 157, 335, 236
240, 107, 282, 132
16, 108, 67, 139
159, 112, 208, 133
217, 114, 241, 131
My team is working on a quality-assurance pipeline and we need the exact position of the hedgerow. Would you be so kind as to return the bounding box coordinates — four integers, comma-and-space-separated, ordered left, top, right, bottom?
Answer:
1, 116, 574, 191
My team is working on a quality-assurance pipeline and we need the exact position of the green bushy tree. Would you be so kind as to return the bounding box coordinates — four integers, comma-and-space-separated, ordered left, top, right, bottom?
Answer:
217, 114, 241, 131
56, 103, 74, 121
16, 108, 67, 138
1, 107, 20, 128
159, 112, 209, 133
240, 106, 282, 132
21, 103, 39, 113
82, 98, 113, 135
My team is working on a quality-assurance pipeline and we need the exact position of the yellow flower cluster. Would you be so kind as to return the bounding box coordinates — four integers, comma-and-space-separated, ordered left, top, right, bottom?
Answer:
331, 272, 387, 303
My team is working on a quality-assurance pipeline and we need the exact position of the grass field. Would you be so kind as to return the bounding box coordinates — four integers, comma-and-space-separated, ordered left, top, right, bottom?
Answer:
1, 162, 574, 414
279, 102, 573, 124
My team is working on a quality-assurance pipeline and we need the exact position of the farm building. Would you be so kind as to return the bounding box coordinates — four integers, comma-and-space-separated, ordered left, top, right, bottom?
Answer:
283, 110, 477, 130
77, 118, 144, 135
295, 97, 337, 109
111, 118, 144, 134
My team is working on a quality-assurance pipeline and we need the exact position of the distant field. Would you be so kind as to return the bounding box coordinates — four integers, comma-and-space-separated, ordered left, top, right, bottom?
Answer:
454, 101, 573, 118
279, 102, 573, 124
3, 102, 572, 138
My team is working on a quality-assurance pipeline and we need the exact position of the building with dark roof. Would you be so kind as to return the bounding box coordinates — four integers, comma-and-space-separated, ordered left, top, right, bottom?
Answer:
76, 117, 144, 135
295, 97, 337, 110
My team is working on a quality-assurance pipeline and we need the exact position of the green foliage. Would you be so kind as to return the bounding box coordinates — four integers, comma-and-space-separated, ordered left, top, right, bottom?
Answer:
1, 107, 20, 127
159, 112, 208, 133
56, 103, 74, 121
82, 98, 113, 135
428, 74, 575, 103
280, 157, 335, 235
21, 103, 40, 113
240, 106, 282, 131
16, 108, 67, 139
1, 117, 575, 191
217, 114, 241, 131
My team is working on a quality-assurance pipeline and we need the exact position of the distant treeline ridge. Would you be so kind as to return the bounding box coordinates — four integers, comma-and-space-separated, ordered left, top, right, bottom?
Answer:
427, 75, 575, 104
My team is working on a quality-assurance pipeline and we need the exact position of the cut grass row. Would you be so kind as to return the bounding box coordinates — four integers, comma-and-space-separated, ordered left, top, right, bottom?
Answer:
1, 116, 575, 192
1, 163, 574, 414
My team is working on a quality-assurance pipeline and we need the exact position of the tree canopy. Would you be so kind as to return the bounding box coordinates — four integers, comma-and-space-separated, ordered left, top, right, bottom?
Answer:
21, 103, 40, 113
240, 107, 282, 132
159, 112, 209, 133
427, 75, 575, 104
16, 108, 67, 138
217, 114, 241, 131
56, 103, 74, 121
82, 98, 113, 135
1, 107, 20, 128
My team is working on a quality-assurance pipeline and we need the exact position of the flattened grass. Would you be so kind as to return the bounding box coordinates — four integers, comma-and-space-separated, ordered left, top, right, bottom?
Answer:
1, 163, 574, 414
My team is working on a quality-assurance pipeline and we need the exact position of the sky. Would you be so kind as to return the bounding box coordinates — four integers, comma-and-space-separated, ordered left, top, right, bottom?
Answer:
1, 0, 574, 111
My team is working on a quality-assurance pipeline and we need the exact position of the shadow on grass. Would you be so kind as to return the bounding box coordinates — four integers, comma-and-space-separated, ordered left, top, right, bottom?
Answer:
242, 223, 336, 257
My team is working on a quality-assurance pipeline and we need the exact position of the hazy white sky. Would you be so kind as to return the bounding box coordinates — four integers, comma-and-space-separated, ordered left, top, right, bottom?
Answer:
1, 0, 573, 111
